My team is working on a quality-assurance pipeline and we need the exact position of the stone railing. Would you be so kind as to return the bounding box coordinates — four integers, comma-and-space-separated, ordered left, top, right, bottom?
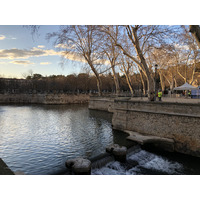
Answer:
0, 93, 89, 104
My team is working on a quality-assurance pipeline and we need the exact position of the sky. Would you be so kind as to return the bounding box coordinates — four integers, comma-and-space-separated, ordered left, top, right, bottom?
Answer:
0, 25, 84, 78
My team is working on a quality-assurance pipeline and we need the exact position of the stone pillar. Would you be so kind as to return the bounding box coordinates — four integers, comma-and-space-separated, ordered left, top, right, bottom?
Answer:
65, 158, 91, 175
106, 144, 127, 163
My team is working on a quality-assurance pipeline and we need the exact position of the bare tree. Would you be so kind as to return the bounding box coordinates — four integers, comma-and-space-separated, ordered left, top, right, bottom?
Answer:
98, 27, 121, 95
100, 25, 172, 101
48, 25, 104, 96
119, 56, 134, 96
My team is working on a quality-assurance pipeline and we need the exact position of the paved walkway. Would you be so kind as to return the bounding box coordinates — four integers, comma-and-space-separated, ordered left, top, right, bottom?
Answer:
130, 97, 200, 104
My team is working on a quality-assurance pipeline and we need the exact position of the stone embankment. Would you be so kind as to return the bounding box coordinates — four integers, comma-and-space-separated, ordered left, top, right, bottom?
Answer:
89, 96, 200, 157
0, 158, 14, 175
0, 93, 89, 104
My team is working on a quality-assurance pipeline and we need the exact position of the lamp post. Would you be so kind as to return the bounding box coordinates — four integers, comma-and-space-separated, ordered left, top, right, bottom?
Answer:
154, 64, 158, 101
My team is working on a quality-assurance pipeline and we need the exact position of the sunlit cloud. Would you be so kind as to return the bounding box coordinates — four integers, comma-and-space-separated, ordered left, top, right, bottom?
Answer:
55, 44, 68, 49
10, 60, 34, 65
0, 47, 109, 66
55, 43, 76, 50
0, 35, 6, 40
0, 47, 61, 59
63, 51, 86, 63
38, 45, 45, 48
40, 62, 51, 65
56, 43, 109, 65
11, 37, 17, 40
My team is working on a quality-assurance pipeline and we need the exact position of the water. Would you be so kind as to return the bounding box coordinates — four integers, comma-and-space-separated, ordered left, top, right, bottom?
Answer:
0, 104, 117, 174
92, 146, 184, 175
1, 104, 200, 175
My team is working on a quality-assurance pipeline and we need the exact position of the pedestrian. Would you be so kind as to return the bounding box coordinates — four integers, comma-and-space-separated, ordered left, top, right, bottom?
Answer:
158, 90, 162, 101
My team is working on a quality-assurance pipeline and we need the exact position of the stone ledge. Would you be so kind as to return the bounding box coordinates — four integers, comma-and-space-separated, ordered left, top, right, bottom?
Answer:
125, 130, 174, 152
114, 108, 200, 118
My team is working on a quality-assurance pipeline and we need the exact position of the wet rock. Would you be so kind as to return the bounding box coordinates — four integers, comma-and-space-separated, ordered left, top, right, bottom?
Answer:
106, 144, 121, 153
65, 158, 91, 175
106, 144, 127, 162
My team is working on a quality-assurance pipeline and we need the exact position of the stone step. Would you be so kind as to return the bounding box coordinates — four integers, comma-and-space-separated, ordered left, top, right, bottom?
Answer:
124, 130, 174, 152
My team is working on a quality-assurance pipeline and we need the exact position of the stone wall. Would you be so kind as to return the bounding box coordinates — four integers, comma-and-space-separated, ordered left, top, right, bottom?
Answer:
88, 96, 115, 112
112, 99, 200, 157
0, 94, 89, 104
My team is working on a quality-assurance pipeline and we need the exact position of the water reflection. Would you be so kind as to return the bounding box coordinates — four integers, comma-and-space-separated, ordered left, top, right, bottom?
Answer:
1, 104, 200, 175
0, 104, 118, 175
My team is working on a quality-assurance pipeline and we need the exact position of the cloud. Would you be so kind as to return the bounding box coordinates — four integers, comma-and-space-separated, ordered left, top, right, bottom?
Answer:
40, 62, 51, 65
0, 47, 109, 66
0, 47, 60, 59
63, 51, 86, 63
62, 51, 110, 65
10, 60, 34, 65
0, 35, 6, 40
38, 45, 45, 48
55, 44, 68, 49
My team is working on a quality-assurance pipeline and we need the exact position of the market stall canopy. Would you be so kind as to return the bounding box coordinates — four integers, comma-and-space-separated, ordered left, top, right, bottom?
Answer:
173, 82, 198, 90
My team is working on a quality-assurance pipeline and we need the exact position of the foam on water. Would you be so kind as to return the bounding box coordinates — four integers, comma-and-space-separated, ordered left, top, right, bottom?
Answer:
92, 147, 183, 175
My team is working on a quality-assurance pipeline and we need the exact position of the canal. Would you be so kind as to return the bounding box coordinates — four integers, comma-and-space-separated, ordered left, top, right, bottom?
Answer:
0, 104, 200, 175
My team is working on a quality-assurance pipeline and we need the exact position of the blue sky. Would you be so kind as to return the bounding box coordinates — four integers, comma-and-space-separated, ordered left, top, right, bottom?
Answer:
0, 25, 83, 78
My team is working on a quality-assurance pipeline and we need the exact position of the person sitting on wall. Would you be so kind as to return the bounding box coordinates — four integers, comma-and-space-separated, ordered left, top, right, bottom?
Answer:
158, 90, 162, 101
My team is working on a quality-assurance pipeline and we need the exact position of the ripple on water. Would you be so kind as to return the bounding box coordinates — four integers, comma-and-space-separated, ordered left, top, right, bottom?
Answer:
0, 105, 114, 174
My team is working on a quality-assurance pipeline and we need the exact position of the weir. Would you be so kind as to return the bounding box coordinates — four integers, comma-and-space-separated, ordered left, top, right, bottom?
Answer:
89, 97, 200, 157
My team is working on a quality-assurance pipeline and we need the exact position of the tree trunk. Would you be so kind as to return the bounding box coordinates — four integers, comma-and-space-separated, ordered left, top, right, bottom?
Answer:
190, 62, 196, 85
132, 29, 154, 101
123, 65, 134, 96
159, 71, 165, 92
89, 62, 102, 96
139, 69, 146, 95
189, 25, 200, 49
111, 65, 120, 95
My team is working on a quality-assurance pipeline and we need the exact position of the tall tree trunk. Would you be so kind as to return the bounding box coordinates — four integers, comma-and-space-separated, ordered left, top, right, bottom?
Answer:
122, 64, 134, 96
190, 62, 196, 85
159, 71, 165, 92
139, 69, 146, 95
89, 62, 102, 96
111, 65, 120, 95
174, 77, 177, 88
132, 30, 154, 101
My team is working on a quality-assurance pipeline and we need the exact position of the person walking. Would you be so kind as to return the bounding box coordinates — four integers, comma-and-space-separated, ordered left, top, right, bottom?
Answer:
158, 90, 162, 101
188, 91, 191, 97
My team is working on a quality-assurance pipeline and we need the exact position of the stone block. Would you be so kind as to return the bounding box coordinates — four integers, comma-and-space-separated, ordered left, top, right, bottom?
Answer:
65, 158, 91, 175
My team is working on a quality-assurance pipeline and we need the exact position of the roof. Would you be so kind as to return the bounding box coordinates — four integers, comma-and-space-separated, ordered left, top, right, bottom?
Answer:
173, 82, 198, 90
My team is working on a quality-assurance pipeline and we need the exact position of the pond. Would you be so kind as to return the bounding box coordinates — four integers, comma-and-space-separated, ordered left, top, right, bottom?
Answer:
0, 104, 200, 175
0, 104, 132, 175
